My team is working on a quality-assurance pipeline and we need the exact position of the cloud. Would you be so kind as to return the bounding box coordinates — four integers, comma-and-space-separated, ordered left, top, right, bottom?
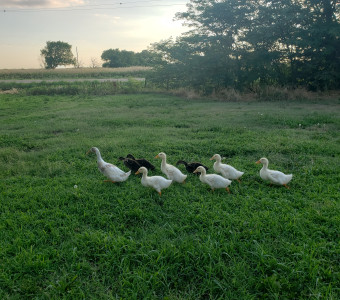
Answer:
1, 0, 84, 8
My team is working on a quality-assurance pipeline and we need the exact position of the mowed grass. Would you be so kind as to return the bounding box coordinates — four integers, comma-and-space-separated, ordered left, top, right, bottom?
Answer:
0, 93, 339, 299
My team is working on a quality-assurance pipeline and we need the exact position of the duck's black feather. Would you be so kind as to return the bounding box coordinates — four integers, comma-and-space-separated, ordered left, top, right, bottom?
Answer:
118, 156, 141, 172
127, 154, 155, 170
176, 160, 209, 174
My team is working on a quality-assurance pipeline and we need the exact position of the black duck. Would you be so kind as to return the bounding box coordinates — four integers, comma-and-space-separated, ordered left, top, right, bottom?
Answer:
118, 156, 141, 173
127, 154, 155, 170
176, 160, 209, 174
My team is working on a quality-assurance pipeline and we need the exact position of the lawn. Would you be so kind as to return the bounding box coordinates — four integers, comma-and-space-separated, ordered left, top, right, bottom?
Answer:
0, 93, 339, 299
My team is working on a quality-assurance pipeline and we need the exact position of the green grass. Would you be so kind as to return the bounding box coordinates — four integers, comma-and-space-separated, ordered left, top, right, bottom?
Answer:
0, 93, 339, 299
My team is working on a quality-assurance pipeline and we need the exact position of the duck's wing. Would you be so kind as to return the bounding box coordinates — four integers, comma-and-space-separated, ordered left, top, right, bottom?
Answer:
267, 170, 286, 184
164, 165, 175, 177
139, 159, 155, 170
98, 162, 114, 174
125, 159, 141, 172
203, 174, 221, 186
218, 164, 232, 178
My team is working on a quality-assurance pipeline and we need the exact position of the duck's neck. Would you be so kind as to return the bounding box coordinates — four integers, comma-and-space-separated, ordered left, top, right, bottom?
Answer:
262, 161, 268, 170
200, 169, 207, 177
178, 160, 188, 166
161, 156, 167, 167
215, 157, 222, 164
94, 148, 104, 164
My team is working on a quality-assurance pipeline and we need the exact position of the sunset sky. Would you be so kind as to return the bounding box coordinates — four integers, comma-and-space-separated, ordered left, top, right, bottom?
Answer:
0, 0, 189, 69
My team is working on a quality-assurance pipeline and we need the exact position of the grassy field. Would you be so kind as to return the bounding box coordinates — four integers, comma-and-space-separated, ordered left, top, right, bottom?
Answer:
0, 67, 151, 80
0, 92, 339, 299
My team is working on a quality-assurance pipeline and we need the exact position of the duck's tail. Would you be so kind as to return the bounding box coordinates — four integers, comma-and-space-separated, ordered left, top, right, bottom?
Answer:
286, 174, 293, 183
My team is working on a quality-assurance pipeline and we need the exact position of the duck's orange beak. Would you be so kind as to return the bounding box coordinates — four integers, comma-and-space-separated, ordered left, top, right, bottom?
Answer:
256, 160, 261, 164
86, 150, 91, 155
135, 170, 140, 175
209, 156, 214, 160
155, 155, 159, 159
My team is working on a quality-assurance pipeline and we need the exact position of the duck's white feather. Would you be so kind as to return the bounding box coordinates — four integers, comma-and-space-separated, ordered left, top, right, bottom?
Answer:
99, 163, 131, 182
137, 167, 172, 195
257, 157, 292, 186
157, 152, 187, 183
194, 166, 231, 191
211, 154, 244, 180
88, 147, 131, 182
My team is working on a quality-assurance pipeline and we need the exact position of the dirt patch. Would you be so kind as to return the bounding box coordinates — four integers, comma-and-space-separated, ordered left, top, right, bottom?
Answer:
0, 88, 19, 94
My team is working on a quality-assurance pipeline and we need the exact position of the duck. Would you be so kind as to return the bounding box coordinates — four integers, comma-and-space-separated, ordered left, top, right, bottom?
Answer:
210, 154, 244, 182
176, 160, 209, 174
193, 166, 231, 192
256, 157, 293, 188
87, 147, 131, 182
127, 154, 155, 170
155, 152, 187, 183
118, 156, 141, 173
135, 167, 172, 196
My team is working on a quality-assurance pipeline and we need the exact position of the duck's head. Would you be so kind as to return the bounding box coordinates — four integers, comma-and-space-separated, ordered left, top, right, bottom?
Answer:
135, 166, 147, 175
256, 157, 268, 165
127, 154, 135, 160
86, 147, 99, 155
193, 166, 206, 174
210, 154, 221, 161
155, 152, 166, 159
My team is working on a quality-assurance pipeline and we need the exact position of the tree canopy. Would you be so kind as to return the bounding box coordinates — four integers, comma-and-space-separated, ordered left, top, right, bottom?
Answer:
40, 41, 76, 69
101, 49, 161, 68
150, 0, 340, 91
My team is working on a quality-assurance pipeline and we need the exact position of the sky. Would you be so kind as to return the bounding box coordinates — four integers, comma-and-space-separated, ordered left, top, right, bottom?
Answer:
0, 0, 189, 69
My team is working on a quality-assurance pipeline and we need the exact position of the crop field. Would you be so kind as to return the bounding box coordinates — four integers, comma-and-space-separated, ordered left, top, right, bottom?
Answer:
0, 92, 339, 299
0, 67, 151, 80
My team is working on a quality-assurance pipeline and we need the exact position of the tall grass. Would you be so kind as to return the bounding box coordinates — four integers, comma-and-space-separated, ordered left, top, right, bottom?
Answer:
0, 79, 146, 96
0, 93, 339, 299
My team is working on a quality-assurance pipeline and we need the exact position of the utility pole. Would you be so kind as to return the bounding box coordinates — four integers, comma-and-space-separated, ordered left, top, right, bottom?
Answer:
76, 46, 79, 68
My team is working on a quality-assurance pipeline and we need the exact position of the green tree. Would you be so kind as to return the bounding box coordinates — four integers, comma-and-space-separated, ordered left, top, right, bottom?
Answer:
101, 49, 136, 67
135, 50, 163, 66
101, 48, 162, 67
151, 0, 340, 91
40, 41, 76, 69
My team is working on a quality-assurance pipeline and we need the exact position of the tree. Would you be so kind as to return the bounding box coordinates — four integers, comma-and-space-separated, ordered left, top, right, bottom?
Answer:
150, 0, 340, 91
101, 48, 162, 68
101, 49, 136, 67
40, 41, 76, 69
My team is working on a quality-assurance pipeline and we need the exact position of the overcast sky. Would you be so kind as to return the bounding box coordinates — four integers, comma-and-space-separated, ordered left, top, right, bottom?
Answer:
0, 0, 189, 69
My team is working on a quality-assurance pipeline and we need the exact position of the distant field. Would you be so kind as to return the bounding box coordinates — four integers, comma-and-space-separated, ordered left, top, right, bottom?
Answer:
0, 93, 339, 298
0, 66, 152, 80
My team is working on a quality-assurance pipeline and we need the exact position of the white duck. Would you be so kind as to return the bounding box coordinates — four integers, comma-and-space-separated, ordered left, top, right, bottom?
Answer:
193, 166, 232, 192
135, 167, 172, 196
210, 154, 244, 182
155, 152, 187, 183
256, 157, 292, 188
87, 147, 131, 182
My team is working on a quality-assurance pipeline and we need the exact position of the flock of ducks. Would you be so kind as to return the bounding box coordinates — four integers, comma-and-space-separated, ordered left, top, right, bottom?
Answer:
87, 147, 293, 196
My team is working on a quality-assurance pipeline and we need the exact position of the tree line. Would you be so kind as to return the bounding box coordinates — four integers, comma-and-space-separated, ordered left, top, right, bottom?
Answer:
149, 0, 339, 91
40, 0, 339, 91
